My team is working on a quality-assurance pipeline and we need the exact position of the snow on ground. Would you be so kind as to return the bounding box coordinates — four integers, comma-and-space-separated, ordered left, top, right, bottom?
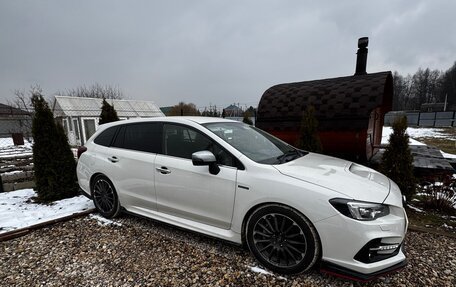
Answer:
0, 138, 33, 149
441, 151, 456, 159
88, 214, 122, 226
406, 127, 453, 139
382, 127, 456, 158
381, 127, 426, 146
0, 189, 94, 234
248, 266, 287, 280
0, 138, 33, 159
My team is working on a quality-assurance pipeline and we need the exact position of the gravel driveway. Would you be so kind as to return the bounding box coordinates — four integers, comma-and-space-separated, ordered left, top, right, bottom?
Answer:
1, 213, 455, 286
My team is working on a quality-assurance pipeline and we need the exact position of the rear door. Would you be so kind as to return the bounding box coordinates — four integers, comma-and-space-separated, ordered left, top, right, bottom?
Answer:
154, 123, 238, 229
105, 122, 161, 211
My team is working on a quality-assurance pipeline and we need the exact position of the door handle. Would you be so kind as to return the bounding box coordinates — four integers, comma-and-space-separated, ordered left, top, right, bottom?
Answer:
108, 156, 119, 163
156, 166, 171, 174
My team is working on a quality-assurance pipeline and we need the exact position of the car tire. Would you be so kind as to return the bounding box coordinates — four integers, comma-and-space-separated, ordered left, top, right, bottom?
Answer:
246, 204, 320, 274
91, 175, 121, 219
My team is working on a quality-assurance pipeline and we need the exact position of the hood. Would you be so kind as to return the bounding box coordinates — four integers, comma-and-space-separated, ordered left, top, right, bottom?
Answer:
273, 153, 390, 203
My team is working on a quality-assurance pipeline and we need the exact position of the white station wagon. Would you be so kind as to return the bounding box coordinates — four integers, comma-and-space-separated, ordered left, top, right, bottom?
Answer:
77, 117, 407, 280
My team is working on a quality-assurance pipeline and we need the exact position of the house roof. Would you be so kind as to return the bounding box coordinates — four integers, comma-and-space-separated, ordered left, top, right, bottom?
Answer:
53, 96, 164, 118
224, 104, 243, 111
256, 71, 393, 130
0, 103, 31, 116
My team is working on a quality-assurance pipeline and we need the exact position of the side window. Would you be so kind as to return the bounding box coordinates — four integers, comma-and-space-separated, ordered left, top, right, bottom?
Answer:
111, 123, 161, 153
163, 124, 236, 167
94, 126, 118, 147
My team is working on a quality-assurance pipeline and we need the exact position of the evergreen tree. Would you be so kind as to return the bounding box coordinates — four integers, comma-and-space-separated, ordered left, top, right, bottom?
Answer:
381, 116, 415, 199
297, 106, 322, 153
242, 111, 253, 125
32, 94, 79, 202
99, 98, 119, 125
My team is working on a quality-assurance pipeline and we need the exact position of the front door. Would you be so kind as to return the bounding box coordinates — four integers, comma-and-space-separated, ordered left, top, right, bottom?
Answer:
154, 123, 237, 229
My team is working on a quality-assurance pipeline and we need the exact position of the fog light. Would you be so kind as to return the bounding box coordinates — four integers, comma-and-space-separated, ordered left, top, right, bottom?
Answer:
369, 243, 400, 255
355, 239, 402, 263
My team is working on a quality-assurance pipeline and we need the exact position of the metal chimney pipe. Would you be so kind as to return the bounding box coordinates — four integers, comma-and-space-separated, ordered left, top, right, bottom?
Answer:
355, 37, 369, 75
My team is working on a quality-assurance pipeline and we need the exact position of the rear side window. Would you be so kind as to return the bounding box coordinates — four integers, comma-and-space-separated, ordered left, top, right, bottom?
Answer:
94, 126, 118, 147
112, 123, 161, 153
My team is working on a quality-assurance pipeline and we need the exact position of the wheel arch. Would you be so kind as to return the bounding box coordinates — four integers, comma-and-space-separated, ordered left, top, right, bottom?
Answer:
240, 201, 322, 251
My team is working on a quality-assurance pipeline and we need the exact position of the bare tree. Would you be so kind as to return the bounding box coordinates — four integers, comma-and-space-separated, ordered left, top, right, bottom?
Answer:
411, 68, 441, 109
56, 83, 123, 99
11, 84, 42, 113
6, 84, 44, 140
392, 72, 414, 110
169, 102, 200, 116
439, 61, 456, 109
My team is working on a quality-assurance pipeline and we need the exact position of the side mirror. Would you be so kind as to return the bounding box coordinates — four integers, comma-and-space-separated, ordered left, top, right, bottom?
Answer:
192, 151, 220, 175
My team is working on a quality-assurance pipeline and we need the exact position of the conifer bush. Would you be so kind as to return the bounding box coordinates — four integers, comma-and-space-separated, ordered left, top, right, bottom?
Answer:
99, 98, 119, 125
297, 106, 322, 153
381, 116, 416, 199
243, 111, 253, 125
32, 94, 79, 202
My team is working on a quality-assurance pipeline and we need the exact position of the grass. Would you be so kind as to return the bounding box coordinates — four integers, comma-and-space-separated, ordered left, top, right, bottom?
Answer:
413, 127, 456, 154
406, 205, 456, 235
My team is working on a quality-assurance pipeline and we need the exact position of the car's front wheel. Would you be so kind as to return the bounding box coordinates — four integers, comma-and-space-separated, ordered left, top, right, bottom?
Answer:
246, 204, 320, 274
91, 175, 121, 218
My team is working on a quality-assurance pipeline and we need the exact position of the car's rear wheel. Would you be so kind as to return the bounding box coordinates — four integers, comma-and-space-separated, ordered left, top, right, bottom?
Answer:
246, 204, 320, 274
91, 175, 121, 218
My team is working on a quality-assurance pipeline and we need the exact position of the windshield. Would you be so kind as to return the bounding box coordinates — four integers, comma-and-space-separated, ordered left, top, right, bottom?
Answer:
203, 122, 307, 164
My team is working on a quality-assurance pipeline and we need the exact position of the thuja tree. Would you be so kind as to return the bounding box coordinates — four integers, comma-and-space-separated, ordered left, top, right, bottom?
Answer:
242, 111, 253, 125
32, 94, 79, 202
99, 98, 119, 125
297, 105, 322, 153
381, 116, 416, 199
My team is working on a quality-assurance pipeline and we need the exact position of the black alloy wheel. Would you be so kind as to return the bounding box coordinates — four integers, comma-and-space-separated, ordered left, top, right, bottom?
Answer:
92, 175, 121, 218
246, 204, 320, 274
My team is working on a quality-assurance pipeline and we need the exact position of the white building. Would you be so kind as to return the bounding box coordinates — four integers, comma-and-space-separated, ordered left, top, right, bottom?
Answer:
52, 96, 164, 146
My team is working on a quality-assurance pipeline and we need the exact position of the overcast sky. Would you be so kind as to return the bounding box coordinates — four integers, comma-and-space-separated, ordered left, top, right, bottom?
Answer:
1, 0, 455, 110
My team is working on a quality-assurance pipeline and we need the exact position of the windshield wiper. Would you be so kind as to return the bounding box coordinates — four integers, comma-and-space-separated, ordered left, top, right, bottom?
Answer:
276, 149, 308, 163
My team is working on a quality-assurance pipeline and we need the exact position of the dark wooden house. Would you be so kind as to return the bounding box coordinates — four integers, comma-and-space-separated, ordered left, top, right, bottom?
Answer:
256, 38, 393, 162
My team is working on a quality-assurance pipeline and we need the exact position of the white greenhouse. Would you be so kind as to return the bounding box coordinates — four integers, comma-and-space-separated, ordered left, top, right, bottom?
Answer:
52, 96, 164, 146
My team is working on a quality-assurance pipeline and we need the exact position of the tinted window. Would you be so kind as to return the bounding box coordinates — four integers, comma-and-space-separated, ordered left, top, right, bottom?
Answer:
112, 123, 161, 153
94, 126, 118, 147
163, 124, 236, 167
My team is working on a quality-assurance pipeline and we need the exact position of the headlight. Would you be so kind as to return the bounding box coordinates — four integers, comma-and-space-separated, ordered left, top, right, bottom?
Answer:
329, 198, 389, 221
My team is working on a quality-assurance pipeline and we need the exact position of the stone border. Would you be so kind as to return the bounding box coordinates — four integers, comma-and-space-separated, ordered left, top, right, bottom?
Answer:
0, 208, 95, 242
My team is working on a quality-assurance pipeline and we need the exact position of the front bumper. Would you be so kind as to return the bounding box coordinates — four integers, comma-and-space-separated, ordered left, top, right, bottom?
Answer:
320, 258, 407, 282
314, 205, 408, 277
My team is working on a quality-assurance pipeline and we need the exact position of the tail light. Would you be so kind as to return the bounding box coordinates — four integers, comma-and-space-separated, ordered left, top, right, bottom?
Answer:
77, 146, 87, 159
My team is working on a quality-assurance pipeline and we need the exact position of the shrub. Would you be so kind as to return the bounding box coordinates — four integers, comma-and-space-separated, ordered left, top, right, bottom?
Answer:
243, 111, 253, 125
32, 94, 79, 202
381, 116, 416, 199
418, 175, 455, 214
296, 106, 322, 153
99, 98, 119, 125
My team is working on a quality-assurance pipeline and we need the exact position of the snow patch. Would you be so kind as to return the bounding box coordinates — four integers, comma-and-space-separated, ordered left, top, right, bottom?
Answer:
442, 223, 454, 230
88, 214, 122, 226
0, 189, 94, 234
381, 127, 426, 146
441, 151, 456, 159
248, 266, 287, 280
